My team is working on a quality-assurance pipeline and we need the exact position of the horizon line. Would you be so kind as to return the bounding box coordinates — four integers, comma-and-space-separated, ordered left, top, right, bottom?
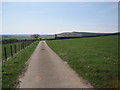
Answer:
0, 31, 119, 35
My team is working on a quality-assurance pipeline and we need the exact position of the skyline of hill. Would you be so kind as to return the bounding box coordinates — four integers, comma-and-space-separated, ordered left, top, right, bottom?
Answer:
1, 31, 119, 40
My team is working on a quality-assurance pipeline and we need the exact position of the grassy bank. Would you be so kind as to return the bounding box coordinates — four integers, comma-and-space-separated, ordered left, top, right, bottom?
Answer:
2, 41, 39, 88
47, 35, 119, 88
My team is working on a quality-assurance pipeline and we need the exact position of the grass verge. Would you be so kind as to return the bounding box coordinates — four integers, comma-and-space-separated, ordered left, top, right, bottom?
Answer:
2, 41, 39, 88
47, 35, 119, 88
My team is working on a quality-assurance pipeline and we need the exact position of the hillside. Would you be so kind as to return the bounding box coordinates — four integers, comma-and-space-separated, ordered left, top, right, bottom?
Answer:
57, 31, 119, 37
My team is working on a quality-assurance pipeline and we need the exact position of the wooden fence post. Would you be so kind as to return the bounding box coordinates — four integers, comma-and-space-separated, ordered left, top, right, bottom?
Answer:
4, 47, 7, 60
23, 43, 24, 49
15, 45, 16, 53
21, 43, 22, 50
10, 46, 13, 57
24, 42, 26, 47
19, 44, 21, 51
19, 44, 20, 51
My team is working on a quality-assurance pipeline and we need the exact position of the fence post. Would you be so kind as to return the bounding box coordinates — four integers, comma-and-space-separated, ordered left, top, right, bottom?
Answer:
10, 46, 13, 57
19, 44, 21, 51
24, 42, 25, 48
19, 44, 20, 51
21, 43, 22, 50
4, 47, 7, 60
15, 45, 16, 53
23, 43, 24, 49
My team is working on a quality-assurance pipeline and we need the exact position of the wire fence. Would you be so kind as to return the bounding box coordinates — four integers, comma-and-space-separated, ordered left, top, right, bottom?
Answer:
2, 40, 36, 61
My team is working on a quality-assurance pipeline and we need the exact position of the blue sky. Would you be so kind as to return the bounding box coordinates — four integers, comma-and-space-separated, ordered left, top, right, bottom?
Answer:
2, 2, 118, 34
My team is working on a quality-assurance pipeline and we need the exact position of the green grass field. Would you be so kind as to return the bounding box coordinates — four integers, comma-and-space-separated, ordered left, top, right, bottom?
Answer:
47, 35, 119, 88
2, 41, 39, 88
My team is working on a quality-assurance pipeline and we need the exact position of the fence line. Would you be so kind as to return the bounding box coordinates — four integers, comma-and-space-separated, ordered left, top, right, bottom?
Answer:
2, 40, 37, 61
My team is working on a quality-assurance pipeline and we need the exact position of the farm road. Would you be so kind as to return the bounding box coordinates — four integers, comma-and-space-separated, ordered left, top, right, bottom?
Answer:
18, 41, 92, 88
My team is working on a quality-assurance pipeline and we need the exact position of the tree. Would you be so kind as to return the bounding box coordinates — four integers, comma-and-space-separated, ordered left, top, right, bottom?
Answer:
31, 34, 40, 39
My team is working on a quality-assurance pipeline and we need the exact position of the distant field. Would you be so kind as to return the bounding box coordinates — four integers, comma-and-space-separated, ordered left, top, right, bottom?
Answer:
47, 35, 119, 88
2, 35, 31, 40
1, 34, 55, 40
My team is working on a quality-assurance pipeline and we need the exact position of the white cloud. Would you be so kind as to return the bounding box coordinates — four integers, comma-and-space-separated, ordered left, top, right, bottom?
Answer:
73, 27, 118, 33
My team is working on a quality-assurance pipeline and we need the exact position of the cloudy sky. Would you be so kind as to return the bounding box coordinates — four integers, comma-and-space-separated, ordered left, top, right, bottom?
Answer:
1, 2, 118, 34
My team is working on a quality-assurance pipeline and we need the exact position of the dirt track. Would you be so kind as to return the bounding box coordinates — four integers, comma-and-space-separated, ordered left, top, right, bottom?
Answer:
18, 41, 93, 88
